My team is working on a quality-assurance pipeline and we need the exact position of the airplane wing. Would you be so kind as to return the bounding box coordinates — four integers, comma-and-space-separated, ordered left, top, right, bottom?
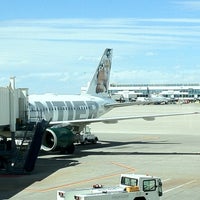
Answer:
49, 111, 200, 127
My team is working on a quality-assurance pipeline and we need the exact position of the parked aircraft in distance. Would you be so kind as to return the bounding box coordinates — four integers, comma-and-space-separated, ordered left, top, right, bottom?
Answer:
146, 86, 169, 104
28, 48, 199, 153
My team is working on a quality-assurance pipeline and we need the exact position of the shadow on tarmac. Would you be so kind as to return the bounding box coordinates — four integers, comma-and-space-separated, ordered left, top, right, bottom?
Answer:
70, 139, 200, 156
0, 158, 79, 199
1, 139, 199, 199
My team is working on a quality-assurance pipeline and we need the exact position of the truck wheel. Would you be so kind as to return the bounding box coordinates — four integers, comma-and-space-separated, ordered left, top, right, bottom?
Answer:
82, 139, 87, 145
92, 137, 98, 144
134, 197, 146, 200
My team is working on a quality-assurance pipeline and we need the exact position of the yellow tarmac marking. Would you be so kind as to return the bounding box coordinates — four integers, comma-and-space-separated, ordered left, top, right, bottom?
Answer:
26, 171, 127, 193
111, 162, 136, 172
26, 162, 136, 193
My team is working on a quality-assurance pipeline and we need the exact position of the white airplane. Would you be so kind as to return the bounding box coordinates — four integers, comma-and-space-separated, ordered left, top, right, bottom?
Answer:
146, 87, 169, 104
28, 48, 199, 153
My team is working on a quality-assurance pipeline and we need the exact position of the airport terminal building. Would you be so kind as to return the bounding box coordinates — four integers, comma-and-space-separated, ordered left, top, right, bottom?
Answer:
109, 83, 200, 102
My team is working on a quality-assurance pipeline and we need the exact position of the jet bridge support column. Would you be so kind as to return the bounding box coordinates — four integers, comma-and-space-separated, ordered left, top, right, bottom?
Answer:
9, 77, 16, 151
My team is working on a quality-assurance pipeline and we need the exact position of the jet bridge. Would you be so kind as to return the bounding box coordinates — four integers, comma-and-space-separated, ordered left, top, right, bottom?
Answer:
0, 77, 29, 131
0, 77, 45, 174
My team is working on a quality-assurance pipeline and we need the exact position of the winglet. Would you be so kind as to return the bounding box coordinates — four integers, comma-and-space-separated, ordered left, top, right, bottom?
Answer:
86, 48, 113, 96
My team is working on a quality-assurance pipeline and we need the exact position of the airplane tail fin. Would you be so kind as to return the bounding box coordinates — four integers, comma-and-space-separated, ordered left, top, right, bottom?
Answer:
86, 48, 113, 96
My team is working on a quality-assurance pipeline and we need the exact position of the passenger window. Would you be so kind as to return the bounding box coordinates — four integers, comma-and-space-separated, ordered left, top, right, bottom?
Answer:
143, 179, 156, 192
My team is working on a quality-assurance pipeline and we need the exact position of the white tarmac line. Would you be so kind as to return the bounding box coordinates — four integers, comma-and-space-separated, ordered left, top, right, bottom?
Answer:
163, 178, 171, 182
164, 180, 196, 193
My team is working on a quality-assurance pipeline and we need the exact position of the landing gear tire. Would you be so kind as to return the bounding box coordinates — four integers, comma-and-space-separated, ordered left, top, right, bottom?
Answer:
66, 144, 75, 154
60, 144, 75, 154
0, 157, 8, 172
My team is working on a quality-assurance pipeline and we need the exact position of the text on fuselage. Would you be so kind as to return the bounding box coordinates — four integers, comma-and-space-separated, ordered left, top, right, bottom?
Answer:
29, 100, 99, 121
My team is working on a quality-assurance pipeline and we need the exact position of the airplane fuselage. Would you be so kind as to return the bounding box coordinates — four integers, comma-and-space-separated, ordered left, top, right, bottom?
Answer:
28, 94, 114, 123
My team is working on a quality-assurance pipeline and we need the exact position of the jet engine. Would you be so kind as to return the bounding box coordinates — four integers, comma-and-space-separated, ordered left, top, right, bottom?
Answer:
41, 127, 75, 154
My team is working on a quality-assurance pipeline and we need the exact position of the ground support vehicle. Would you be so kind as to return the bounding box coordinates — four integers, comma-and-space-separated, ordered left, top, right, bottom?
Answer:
74, 126, 98, 144
57, 173, 163, 200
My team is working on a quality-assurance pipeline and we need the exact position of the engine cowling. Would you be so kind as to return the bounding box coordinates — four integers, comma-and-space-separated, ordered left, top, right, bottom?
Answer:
41, 127, 75, 154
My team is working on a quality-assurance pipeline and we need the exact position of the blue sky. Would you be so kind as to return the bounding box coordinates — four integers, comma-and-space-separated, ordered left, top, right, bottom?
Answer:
1, 0, 200, 94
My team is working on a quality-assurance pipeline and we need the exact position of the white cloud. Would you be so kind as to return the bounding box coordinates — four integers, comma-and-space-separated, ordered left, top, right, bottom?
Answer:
1, 18, 200, 45
78, 56, 100, 62
145, 52, 157, 56
174, 1, 200, 11
111, 68, 200, 85
1, 18, 200, 93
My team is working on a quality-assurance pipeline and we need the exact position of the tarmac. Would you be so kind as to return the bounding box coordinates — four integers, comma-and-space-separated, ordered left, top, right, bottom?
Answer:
0, 103, 200, 200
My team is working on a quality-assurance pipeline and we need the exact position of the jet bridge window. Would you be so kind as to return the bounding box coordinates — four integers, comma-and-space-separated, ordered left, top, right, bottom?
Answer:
121, 177, 138, 186
143, 179, 156, 192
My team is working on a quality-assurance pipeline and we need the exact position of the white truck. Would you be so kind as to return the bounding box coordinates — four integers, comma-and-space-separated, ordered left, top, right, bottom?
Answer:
75, 126, 98, 144
57, 174, 163, 200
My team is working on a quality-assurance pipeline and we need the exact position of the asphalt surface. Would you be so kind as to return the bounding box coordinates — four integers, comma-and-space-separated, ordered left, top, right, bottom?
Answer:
1, 103, 200, 200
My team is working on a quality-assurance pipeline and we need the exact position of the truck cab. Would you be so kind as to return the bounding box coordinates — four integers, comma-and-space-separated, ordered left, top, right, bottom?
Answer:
120, 174, 163, 199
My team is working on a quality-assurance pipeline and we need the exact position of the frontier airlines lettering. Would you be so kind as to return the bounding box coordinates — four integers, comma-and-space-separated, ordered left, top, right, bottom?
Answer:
29, 101, 99, 122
